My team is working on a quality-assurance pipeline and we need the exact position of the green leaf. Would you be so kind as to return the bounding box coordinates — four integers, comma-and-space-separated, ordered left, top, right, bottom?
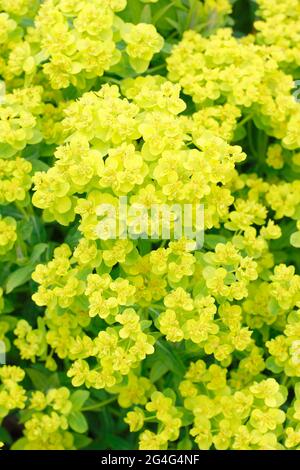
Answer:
10, 437, 28, 450
265, 357, 283, 374
138, 239, 152, 256
156, 341, 185, 376
19, 409, 35, 424
140, 319, 152, 331
102, 433, 133, 450
0, 143, 17, 159
30, 243, 48, 264
150, 361, 169, 382
233, 125, 247, 141
70, 390, 90, 411
18, 219, 33, 241
73, 433, 92, 449
30, 159, 50, 173
26, 368, 60, 391
178, 407, 194, 426
5, 243, 47, 293
177, 436, 192, 450
161, 42, 173, 54
291, 231, 300, 248
129, 57, 149, 74
165, 17, 179, 30
270, 221, 295, 250
68, 411, 88, 434
6, 265, 34, 293
279, 384, 288, 404
28, 128, 43, 145
30, 215, 47, 244
0, 425, 12, 445
0, 406, 7, 418
204, 234, 228, 249
163, 388, 177, 402
295, 382, 300, 400
268, 298, 280, 316
0, 315, 18, 329
140, 5, 152, 23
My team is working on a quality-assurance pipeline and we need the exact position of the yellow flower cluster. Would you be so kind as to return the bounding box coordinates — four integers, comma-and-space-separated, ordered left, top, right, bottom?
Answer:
32, 80, 245, 235
0, 215, 17, 256
255, 0, 300, 69
0, 157, 31, 204
22, 387, 72, 450
182, 364, 287, 450
167, 28, 300, 147
121, 23, 164, 73
0, 94, 41, 156
0, 365, 94, 450
0, 366, 26, 419
0, 0, 164, 91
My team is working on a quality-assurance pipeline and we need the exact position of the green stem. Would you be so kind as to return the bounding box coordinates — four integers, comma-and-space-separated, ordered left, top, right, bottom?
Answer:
247, 121, 258, 159
146, 64, 167, 75
102, 76, 121, 85
82, 396, 116, 412
257, 129, 268, 168
153, 1, 178, 25
16, 203, 29, 220
236, 113, 254, 128
186, 0, 199, 31
149, 304, 165, 314
144, 415, 157, 422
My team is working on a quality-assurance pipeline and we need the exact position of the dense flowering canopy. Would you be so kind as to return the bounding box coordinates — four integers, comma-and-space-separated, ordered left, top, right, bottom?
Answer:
0, 0, 300, 451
